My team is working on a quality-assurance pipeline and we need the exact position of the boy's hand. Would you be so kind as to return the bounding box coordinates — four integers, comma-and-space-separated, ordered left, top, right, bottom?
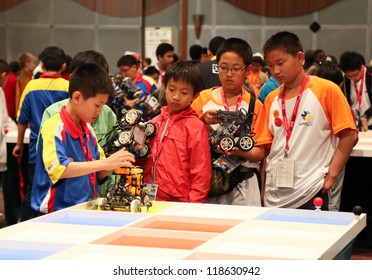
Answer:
200, 109, 221, 125
124, 97, 139, 109
361, 116, 369, 131
215, 145, 245, 158
12, 144, 23, 158
106, 148, 135, 170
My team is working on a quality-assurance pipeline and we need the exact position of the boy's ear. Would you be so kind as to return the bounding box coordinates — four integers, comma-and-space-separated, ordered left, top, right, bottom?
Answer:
71, 91, 82, 103
297, 51, 305, 63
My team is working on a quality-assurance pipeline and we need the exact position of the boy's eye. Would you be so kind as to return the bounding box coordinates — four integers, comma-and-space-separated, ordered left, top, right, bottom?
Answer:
219, 66, 227, 72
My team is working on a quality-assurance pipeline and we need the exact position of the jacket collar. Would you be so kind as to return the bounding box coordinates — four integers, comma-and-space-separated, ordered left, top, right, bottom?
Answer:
159, 105, 198, 120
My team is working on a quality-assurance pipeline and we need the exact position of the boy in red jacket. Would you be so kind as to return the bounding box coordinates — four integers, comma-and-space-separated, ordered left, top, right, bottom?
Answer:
143, 61, 212, 203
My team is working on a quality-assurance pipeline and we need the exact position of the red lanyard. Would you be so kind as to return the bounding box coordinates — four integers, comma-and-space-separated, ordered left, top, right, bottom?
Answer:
353, 67, 365, 112
221, 88, 243, 111
78, 129, 97, 196
281, 74, 310, 157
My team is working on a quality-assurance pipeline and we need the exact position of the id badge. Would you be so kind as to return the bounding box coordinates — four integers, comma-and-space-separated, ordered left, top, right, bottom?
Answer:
276, 158, 294, 188
143, 183, 158, 201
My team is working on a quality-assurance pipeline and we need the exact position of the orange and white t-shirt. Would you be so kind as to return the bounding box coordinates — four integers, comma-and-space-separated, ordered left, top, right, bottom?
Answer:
191, 86, 262, 169
254, 76, 357, 208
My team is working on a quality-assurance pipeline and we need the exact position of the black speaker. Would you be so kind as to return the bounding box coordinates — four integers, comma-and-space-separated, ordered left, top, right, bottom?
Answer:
309, 21, 321, 33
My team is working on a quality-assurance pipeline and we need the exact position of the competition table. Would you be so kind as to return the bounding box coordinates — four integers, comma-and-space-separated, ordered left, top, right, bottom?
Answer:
350, 131, 372, 158
341, 131, 372, 246
5, 128, 30, 144
0, 202, 366, 260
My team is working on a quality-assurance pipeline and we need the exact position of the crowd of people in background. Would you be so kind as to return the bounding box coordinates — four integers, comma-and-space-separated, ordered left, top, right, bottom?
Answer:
0, 32, 369, 260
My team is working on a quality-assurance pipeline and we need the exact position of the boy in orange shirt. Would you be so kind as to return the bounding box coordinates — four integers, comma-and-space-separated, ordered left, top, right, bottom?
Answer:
192, 38, 263, 206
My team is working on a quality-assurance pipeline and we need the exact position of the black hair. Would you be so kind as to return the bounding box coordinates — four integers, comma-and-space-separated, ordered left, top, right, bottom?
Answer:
69, 63, 114, 99
143, 66, 160, 76
38, 46, 66, 72
189, 44, 203, 60
9, 61, 20, 74
209, 36, 225, 55
216, 37, 253, 67
252, 55, 265, 67
117, 55, 137, 68
70, 50, 109, 74
321, 55, 338, 65
317, 62, 344, 86
163, 61, 203, 95
263, 31, 303, 58
155, 43, 174, 57
339, 51, 365, 72
304, 49, 315, 70
313, 49, 325, 64
0, 59, 10, 74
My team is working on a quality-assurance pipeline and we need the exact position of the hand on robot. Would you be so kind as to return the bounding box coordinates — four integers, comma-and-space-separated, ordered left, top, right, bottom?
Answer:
200, 109, 221, 125
214, 144, 248, 158
105, 148, 136, 170
124, 97, 139, 109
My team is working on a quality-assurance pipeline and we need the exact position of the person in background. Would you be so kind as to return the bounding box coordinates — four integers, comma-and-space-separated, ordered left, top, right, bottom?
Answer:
303, 49, 315, 72
200, 47, 210, 63
258, 75, 281, 103
61, 54, 72, 80
31, 63, 135, 214
307, 49, 326, 75
15, 52, 36, 114
317, 61, 346, 212
124, 51, 142, 72
143, 66, 160, 88
246, 52, 269, 91
32, 61, 43, 79
143, 57, 152, 72
0, 59, 18, 225
0, 60, 10, 183
197, 36, 225, 90
188, 44, 203, 64
155, 43, 174, 89
13, 46, 69, 221
40, 50, 117, 147
339, 51, 372, 131
143, 61, 212, 203
3, 61, 20, 121
117, 54, 157, 119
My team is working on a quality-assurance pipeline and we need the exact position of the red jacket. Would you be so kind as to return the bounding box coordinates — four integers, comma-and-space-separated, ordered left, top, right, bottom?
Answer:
144, 106, 212, 203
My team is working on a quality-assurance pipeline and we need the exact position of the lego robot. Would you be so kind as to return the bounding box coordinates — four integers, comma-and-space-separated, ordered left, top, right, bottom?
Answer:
97, 167, 157, 213
103, 108, 156, 158
210, 108, 255, 152
98, 109, 157, 212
